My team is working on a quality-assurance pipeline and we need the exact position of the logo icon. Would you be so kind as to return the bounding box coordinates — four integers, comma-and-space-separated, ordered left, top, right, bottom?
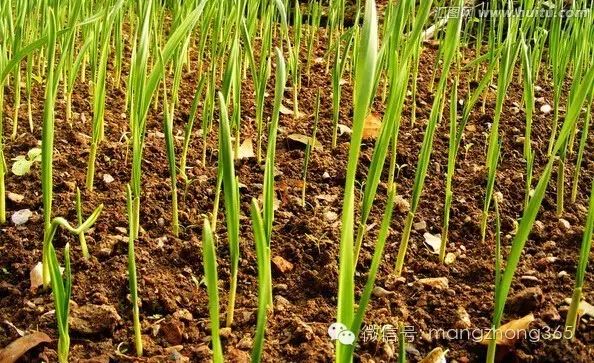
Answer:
328, 322, 356, 345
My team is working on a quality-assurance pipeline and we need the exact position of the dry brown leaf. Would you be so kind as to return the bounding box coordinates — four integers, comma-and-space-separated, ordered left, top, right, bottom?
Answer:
0, 331, 51, 363
286, 134, 323, 151
316, 194, 338, 203
479, 314, 534, 346
419, 347, 448, 363
279, 104, 293, 115
236, 138, 255, 159
362, 113, 382, 140
3, 321, 24, 337
423, 232, 441, 255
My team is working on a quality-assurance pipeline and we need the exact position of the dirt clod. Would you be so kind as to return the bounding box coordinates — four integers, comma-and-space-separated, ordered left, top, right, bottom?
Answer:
70, 304, 121, 335
272, 255, 294, 274
508, 287, 543, 314
160, 317, 184, 345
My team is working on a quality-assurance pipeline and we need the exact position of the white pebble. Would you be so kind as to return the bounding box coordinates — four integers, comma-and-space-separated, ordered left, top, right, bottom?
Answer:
540, 104, 552, 114
12, 209, 32, 225
103, 174, 115, 184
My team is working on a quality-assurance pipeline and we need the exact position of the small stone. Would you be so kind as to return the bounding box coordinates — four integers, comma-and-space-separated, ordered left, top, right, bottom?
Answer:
236, 336, 252, 350
384, 275, 406, 290
558, 271, 568, 278
514, 136, 525, 145
540, 104, 552, 114
103, 174, 115, 184
456, 306, 472, 329
274, 283, 288, 291
219, 327, 232, 338
543, 240, 556, 250
465, 124, 477, 132
322, 171, 330, 179
294, 320, 314, 341
226, 347, 250, 363
535, 256, 558, 268
271, 256, 294, 274
413, 220, 427, 231
7, 192, 24, 203
444, 252, 456, 265
533, 221, 545, 237
70, 304, 121, 334
173, 309, 193, 321
195, 345, 212, 358
274, 295, 291, 312
535, 85, 543, 93
156, 236, 167, 248
372, 286, 395, 297
158, 218, 165, 227
417, 277, 449, 290
558, 218, 571, 231
323, 210, 338, 222
160, 317, 184, 345
12, 209, 32, 225
163, 347, 189, 363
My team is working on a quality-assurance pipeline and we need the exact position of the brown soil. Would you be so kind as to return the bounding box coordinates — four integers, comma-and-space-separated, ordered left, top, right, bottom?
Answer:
1, 23, 594, 363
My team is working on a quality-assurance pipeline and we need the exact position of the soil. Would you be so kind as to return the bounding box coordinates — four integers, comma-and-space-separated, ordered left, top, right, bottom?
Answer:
1, 17, 594, 363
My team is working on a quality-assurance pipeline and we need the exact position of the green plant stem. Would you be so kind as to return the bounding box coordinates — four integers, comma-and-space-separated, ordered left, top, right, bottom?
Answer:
126, 185, 143, 356
571, 100, 592, 202
250, 199, 271, 362
336, 1, 377, 361
565, 287, 582, 339
75, 187, 89, 259
202, 218, 224, 363
557, 155, 565, 216
41, 9, 59, 288
395, 211, 413, 276
0, 88, 4, 224
565, 177, 594, 337
85, 143, 98, 190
